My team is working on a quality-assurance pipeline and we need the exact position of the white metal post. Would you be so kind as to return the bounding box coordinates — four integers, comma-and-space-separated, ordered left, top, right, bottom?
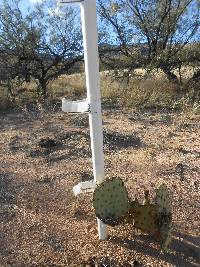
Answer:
80, 0, 107, 240
59, 0, 108, 240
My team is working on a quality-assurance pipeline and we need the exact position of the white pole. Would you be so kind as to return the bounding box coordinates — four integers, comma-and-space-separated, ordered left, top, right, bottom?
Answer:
80, 0, 107, 240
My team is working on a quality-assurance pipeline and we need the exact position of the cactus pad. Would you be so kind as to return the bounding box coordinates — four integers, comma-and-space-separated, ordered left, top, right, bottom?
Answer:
131, 196, 157, 234
93, 177, 130, 226
155, 184, 171, 213
93, 180, 172, 250
155, 184, 172, 249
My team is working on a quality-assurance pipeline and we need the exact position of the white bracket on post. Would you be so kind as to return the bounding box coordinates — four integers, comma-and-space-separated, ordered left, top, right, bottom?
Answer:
62, 98, 89, 113
73, 180, 96, 196
59, 0, 108, 240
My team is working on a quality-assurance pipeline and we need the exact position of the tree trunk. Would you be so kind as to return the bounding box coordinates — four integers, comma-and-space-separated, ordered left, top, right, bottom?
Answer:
160, 66, 182, 98
161, 67, 180, 85
7, 80, 13, 97
190, 69, 200, 83
6, 79, 16, 104
187, 69, 200, 102
41, 83, 47, 99
37, 79, 47, 100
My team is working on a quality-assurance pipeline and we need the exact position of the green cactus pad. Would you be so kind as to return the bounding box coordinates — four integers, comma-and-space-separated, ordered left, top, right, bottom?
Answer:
155, 184, 172, 249
155, 184, 171, 213
93, 177, 130, 226
131, 197, 157, 234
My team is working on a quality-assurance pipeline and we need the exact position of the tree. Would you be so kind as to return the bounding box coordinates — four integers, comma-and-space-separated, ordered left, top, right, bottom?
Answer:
0, 0, 83, 99
0, 0, 30, 96
98, 0, 200, 93
98, 0, 142, 74
25, 0, 83, 98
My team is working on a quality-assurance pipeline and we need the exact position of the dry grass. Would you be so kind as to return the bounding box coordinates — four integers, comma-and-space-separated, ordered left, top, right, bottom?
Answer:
49, 74, 86, 100
44, 67, 199, 110
50, 71, 176, 109
0, 66, 199, 112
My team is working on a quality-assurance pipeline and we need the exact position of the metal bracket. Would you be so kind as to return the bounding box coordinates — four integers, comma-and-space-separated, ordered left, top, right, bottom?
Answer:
62, 98, 89, 113
73, 180, 96, 196
62, 98, 101, 114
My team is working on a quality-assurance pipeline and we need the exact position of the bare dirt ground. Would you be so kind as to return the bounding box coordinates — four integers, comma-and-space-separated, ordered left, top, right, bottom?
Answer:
0, 106, 200, 267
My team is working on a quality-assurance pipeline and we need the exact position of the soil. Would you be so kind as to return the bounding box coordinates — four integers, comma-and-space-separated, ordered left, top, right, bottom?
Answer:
0, 107, 199, 267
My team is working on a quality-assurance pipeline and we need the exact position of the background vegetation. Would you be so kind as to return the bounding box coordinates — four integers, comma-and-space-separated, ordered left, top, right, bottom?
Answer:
0, 0, 200, 111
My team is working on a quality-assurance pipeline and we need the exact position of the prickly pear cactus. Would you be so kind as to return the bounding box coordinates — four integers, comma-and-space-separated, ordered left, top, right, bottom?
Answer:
130, 192, 157, 234
155, 184, 171, 213
93, 177, 130, 226
93, 179, 172, 250
155, 184, 172, 250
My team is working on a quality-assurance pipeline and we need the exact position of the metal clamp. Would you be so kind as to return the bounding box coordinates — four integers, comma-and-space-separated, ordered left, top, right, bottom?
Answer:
73, 180, 96, 196
62, 98, 89, 113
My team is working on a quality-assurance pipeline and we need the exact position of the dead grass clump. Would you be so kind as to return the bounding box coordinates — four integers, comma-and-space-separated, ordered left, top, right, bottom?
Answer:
1, 69, 199, 112
0, 81, 38, 111
49, 72, 176, 110
0, 86, 14, 111
50, 73, 86, 99
116, 78, 175, 109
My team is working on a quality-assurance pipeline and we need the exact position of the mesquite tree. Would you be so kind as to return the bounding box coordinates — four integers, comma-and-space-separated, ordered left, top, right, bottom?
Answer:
98, 0, 200, 94
0, 0, 82, 98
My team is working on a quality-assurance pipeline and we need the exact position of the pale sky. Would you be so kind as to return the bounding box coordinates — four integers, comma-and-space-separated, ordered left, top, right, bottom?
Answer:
18, 0, 35, 14
19, 0, 46, 15
18, 0, 76, 15
29, 0, 43, 3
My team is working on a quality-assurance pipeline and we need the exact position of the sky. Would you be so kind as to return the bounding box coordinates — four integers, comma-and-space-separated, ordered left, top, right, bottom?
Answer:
19, 0, 45, 14
19, 0, 78, 14
0, 0, 32, 14
2, 0, 199, 44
